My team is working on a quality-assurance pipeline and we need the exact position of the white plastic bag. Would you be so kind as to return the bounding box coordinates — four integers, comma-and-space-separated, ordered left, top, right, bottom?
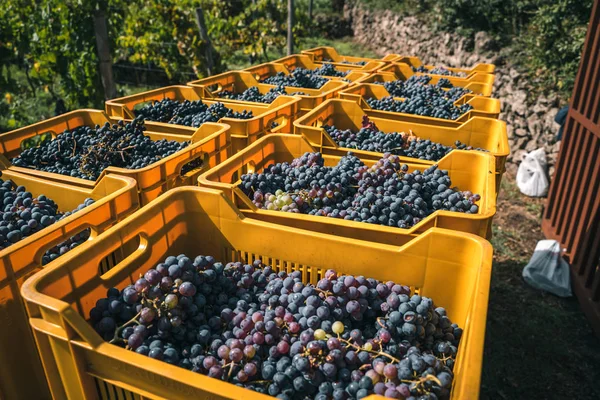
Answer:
516, 148, 549, 197
522, 240, 572, 297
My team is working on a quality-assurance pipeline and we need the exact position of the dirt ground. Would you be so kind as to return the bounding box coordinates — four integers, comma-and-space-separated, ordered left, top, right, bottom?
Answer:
480, 175, 600, 399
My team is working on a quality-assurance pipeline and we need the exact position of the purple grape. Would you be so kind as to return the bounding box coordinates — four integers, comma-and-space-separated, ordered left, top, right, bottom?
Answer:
144, 269, 161, 285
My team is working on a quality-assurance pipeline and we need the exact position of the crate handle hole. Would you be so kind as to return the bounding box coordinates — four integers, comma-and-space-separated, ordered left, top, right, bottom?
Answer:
180, 153, 209, 177
269, 115, 289, 131
207, 84, 222, 93
99, 233, 148, 277
37, 225, 96, 266
246, 161, 256, 174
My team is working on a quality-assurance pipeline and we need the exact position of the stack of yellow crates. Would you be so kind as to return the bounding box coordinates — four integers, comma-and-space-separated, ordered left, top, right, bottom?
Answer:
0, 45, 504, 400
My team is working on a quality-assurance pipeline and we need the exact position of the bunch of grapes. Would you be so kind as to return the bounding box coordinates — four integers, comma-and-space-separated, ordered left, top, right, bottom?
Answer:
12, 118, 199, 180
308, 63, 349, 78
412, 66, 467, 78
218, 86, 306, 104
365, 76, 474, 120
366, 96, 473, 120
378, 76, 470, 102
239, 151, 481, 229
322, 117, 486, 161
137, 98, 254, 128
92, 254, 462, 399
0, 172, 94, 260
262, 69, 330, 89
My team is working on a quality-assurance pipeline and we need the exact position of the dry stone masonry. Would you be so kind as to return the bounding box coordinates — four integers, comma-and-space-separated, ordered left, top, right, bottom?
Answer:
345, 4, 564, 177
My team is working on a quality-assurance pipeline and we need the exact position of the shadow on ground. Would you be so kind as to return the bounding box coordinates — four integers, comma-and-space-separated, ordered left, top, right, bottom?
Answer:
480, 177, 600, 399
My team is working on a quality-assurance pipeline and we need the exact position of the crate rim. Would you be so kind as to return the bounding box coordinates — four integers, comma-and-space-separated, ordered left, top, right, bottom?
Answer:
106, 86, 301, 125
186, 70, 350, 98
293, 98, 509, 160
0, 108, 232, 187
346, 80, 497, 106
198, 133, 497, 235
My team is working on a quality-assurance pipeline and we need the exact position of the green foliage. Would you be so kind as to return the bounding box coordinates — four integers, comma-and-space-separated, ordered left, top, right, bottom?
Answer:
515, 0, 592, 97
215, 0, 288, 64
354, 0, 433, 15
398, 0, 592, 97
117, 0, 217, 82
432, 0, 539, 38
352, 0, 591, 97
0, 0, 304, 132
0, 0, 114, 109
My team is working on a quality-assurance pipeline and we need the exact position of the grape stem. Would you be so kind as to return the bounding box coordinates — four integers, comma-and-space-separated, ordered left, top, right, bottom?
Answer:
226, 361, 236, 381
337, 334, 400, 364
401, 374, 443, 392
109, 310, 142, 344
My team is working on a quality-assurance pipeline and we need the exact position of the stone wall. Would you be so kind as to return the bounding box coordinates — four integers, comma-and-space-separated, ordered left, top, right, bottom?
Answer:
345, 3, 564, 176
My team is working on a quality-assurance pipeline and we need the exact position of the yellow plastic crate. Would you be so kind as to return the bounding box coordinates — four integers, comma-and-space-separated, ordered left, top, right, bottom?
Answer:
387, 55, 496, 78
245, 60, 370, 85
0, 170, 138, 400
378, 63, 495, 91
300, 47, 496, 79
273, 54, 385, 74
187, 70, 348, 112
0, 109, 231, 205
21, 186, 492, 400
105, 85, 301, 152
199, 134, 496, 239
339, 82, 501, 128
293, 99, 508, 192
360, 68, 493, 96
301, 45, 400, 65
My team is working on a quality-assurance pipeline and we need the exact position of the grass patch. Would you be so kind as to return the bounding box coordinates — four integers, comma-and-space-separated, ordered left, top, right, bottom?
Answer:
224, 36, 377, 71
297, 37, 378, 58
482, 176, 600, 399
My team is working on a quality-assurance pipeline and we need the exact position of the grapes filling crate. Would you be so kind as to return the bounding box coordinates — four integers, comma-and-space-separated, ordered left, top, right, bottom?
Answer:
355, 71, 493, 100
0, 109, 231, 205
378, 63, 496, 88
0, 170, 138, 400
293, 99, 508, 193
20, 187, 492, 400
245, 60, 371, 87
339, 82, 500, 128
199, 134, 496, 240
105, 85, 302, 152
383, 56, 495, 80
187, 70, 349, 112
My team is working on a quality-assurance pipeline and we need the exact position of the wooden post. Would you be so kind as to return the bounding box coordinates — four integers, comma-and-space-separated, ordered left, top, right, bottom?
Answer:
93, 10, 117, 100
309, 0, 313, 19
195, 7, 214, 76
287, 0, 294, 55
